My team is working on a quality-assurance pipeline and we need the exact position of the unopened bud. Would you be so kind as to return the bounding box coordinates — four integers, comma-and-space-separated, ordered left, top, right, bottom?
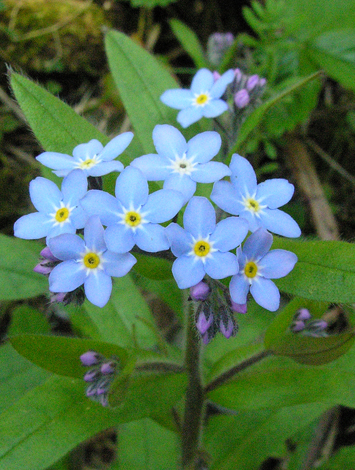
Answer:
50, 292, 67, 304
246, 74, 260, 91
259, 78, 266, 87
84, 368, 101, 382
290, 320, 305, 333
219, 317, 235, 339
34, 263, 53, 275
101, 361, 116, 375
294, 308, 312, 321
96, 378, 111, 395
80, 351, 102, 367
234, 68, 242, 82
40, 246, 59, 261
234, 89, 250, 108
196, 310, 214, 335
190, 281, 211, 301
231, 301, 247, 314
86, 383, 98, 397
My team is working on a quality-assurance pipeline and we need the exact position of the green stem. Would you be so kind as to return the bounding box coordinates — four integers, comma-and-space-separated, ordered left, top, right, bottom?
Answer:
181, 294, 204, 469
135, 361, 184, 373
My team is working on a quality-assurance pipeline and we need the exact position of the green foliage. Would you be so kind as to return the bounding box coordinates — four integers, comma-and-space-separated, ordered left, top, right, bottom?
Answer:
169, 19, 208, 68
8, 305, 50, 335
129, 0, 177, 8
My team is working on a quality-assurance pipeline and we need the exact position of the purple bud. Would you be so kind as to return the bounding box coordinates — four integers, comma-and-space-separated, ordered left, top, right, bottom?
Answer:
219, 317, 234, 339
312, 320, 328, 330
40, 246, 58, 261
84, 368, 101, 382
50, 292, 67, 304
80, 351, 102, 367
202, 332, 211, 345
234, 89, 250, 108
231, 301, 247, 314
294, 308, 312, 321
213, 71, 221, 81
259, 78, 266, 87
101, 361, 116, 375
96, 378, 110, 395
196, 310, 214, 335
246, 74, 260, 91
290, 320, 305, 333
190, 281, 211, 301
33, 263, 53, 275
234, 68, 242, 82
225, 32, 234, 44
86, 383, 98, 397
99, 394, 109, 407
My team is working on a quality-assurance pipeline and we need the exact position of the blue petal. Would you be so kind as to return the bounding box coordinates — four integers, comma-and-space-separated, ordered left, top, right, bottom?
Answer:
46, 222, 76, 243
163, 174, 196, 205
71, 206, 88, 229
115, 166, 148, 209
210, 69, 234, 98
259, 249, 297, 279
104, 223, 135, 253
177, 107, 203, 128
202, 100, 229, 118
153, 125, 187, 161
48, 233, 85, 260
130, 154, 171, 181
84, 216, 106, 252
183, 196, 216, 238
73, 140, 103, 161
143, 189, 183, 223
134, 223, 170, 252
242, 228, 273, 261
30, 177, 62, 213
104, 251, 137, 277
191, 69, 214, 94
205, 252, 238, 279
229, 274, 250, 304
172, 255, 205, 289
84, 271, 112, 308
49, 260, 86, 292
250, 278, 280, 311
14, 212, 52, 239
230, 154, 257, 196
256, 179, 294, 209
165, 223, 193, 257
88, 161, 124, 177
61, 170, 87, 206
160, 89, 193, 109
239, 209, 260, 232
210, 180, 241, 215
36, 152, 74, 171
210, 217, 248, 251
81, 190, 122, 226
192, 162, 231, 183
259, 209, 301, 238
186, 131, 221, 163
99, 132, 133, 161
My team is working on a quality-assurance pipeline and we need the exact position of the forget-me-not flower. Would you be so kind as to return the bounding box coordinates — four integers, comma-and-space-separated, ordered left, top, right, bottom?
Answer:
36, 132, 133, 177
80, 166, 184, 253
211, 154, 301, 237
160, 68, 234, 127
14, 169, 88, 243
166, 196, 249, 289
131, 125, 231, 204
229, 228, 297, 312
48, 216, 136, 308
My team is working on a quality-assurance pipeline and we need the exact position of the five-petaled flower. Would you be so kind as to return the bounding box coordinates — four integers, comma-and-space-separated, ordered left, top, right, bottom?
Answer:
36, 132, 133, 177
160, 68, 234, 127
14, 169, 88, 243
166, 196, 248, 289
131, 125, 231, 204
229, 228, 297, 312
48, 216, 136, 307
211, 154, 301, 237
80, 166, 184, 253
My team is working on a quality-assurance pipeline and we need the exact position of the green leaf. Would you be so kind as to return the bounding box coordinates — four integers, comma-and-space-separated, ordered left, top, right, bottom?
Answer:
169, 19, 208, 68
307, 29, 355, 91
9, 334, 130, 378
130, 0, 177, 7
134, 253, 173, 280
272, 237, 355, 303
113, 418, 180, 469
265, 298, 355, 365
105, 30, 178, 154
0, 234, 47, 300
8, 305, 50, 335
317, 446, 355, 470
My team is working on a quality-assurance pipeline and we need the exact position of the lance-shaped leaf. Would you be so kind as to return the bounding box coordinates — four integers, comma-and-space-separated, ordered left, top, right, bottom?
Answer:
272, 237, 355, 303
169, 19, 208, 68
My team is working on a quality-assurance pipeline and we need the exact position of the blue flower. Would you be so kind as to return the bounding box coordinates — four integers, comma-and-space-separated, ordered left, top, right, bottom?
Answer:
36, 132, 133, 177
131, 125, 231, 204
80, 166, 184, 253
211, 154, 301, 237
161, 69, 234, 127
48, 216, 136, 308
166, 196, 249, 289
14, 169, 88, 243
229, 228, 297, 312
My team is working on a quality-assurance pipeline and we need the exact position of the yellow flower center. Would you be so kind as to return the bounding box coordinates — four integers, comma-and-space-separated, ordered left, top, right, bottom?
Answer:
83, 252, 100, 269
245, 198, 260, 213
125, 211, 141, 227
194, 241, 211, 257
195, 93, 209, 105
244, 261, 258, 278
55, 207, 70, 223
79, 159, 96, 169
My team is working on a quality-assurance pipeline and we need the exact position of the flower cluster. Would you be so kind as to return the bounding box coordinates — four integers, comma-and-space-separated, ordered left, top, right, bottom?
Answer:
14, 67, 300, 344
290, 308, 329, 337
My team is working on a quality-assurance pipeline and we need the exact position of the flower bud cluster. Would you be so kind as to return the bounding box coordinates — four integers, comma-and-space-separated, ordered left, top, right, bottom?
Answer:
190, 280, 244, 344
290, 308, 329, 337
80, 350, 119, 407
232, 69, 266, 110
207, 32, 234, 67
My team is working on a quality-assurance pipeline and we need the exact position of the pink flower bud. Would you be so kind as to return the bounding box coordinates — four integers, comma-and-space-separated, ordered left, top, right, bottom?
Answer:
190, 281, 211, 301
40, 246, 59, 261
259, 78, 266, 87
219, 317, 234, 339
196, 310, 213, 335
246, 74, 260, 91
295, 308, 311, 321
234, 89, 250, 108
84, 369, 100, 382
231, 301, 247, 314
101, 362, 116, 375
50, 292, 67, 304
234, 68, 242, 82
33, 263, 53, 275
291, 320, 305, 333
80, 351, 102, 367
